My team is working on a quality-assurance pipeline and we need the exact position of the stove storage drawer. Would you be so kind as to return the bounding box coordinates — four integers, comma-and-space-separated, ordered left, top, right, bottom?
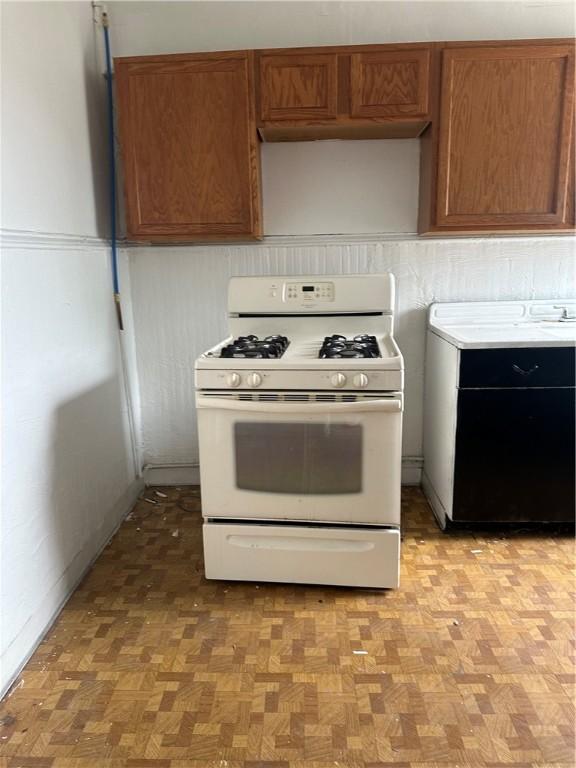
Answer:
203, 523, 400, 588
459, 346, 575, 389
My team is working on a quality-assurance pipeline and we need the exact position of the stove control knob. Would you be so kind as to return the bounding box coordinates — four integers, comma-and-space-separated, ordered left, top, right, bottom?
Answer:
353, 373, 369, 389
331, 372, 347, 388
227, 372, 241, 388
247, 372, 263, 388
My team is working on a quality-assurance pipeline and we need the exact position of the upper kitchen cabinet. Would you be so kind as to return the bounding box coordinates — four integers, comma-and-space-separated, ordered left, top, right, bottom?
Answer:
115, 51, 262, 242
349, 49, 430, 119
259, 52, 339, 122
420, 42, 575, 234
256, 45, 433, 141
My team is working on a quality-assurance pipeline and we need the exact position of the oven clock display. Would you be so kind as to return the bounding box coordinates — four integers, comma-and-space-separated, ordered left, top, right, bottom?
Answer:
285, 282, 335, 301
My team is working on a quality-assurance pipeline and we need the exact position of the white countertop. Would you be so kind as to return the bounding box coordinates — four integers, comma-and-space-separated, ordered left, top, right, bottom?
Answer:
428, 300, 576, 349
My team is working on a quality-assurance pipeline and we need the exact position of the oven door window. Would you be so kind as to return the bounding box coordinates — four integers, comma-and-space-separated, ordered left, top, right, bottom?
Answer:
234, 421, 362, 494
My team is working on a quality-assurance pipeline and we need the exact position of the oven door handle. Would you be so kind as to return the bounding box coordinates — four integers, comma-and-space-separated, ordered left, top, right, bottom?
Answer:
196, 396, 403, 413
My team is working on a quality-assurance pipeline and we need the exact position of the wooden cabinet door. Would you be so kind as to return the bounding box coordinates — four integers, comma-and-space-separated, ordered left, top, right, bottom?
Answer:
115, 52, 261, 241
350, 49, 430, 118
258, 52, 338, 121
435, 44, 574, 230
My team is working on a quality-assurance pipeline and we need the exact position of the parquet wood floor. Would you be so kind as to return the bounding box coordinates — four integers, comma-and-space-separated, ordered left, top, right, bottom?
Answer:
1, 487, 574, 768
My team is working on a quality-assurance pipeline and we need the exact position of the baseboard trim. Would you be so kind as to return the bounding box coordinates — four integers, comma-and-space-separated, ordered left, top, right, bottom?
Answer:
401, 457, 423, 486
421, 471, 447, 530
144, 464, 200, 486
144, 458, 423, 488
0, 477, 144, 701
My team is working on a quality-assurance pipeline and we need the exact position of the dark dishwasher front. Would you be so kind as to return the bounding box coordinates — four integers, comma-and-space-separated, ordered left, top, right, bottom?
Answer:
452, 347, 575, 523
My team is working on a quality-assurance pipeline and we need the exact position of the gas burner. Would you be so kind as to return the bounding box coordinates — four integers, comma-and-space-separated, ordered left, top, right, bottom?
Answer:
221, 335, 290, 359
319, 334, 381, 359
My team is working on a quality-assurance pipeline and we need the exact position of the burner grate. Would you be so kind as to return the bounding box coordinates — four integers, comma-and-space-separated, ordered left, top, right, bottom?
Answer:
319, 334, 381, 359
220, 335, 289, 359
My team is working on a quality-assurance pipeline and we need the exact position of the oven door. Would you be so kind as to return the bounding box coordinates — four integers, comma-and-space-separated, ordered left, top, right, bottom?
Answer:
196, 393, 402, 525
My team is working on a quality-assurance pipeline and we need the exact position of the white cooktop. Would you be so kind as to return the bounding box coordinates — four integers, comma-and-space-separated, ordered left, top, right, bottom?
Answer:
199, 332, 402, 370
429, 299, 576, 349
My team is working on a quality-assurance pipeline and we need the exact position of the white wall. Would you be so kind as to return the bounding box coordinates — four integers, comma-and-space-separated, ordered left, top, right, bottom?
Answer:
1, 2, 108, 237
0, 2, 141, 696
108, 1, 575, 56
128, 236, 576, 476
262, 140, 419, 235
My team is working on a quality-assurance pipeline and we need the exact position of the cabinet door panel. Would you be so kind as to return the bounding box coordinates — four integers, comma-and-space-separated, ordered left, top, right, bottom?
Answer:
453, 388, 575, 522
116, 53, 261, 240
565, 128, 575, 226
259, 53, 338, 121
436, 45, 574, 228
350, 49, 430, 118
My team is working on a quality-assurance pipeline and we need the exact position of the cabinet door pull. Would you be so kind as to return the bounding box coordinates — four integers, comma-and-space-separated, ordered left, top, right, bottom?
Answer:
512, 363, 539, 376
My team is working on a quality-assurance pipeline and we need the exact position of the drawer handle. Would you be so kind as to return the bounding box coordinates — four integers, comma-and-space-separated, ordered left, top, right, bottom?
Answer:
227, 535, 374, 552
512, 363, 539, 376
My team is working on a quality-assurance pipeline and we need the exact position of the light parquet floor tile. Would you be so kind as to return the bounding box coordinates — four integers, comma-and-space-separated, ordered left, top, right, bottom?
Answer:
0, 487, 574, 767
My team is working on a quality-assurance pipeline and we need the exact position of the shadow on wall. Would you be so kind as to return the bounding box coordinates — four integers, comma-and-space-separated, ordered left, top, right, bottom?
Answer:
1, 374, 136, 694
48, 374, 132, 600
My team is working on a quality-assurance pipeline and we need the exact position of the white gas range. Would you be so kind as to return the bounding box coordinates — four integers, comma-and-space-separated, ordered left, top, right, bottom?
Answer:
195, 274, 404, 589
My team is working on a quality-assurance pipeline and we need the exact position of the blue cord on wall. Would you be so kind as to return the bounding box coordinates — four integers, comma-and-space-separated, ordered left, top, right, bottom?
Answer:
102, 13, 123, 329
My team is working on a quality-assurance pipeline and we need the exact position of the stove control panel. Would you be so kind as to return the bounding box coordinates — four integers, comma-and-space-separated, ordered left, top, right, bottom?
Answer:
284, 281, 335, 303
196, 368, 404, 392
